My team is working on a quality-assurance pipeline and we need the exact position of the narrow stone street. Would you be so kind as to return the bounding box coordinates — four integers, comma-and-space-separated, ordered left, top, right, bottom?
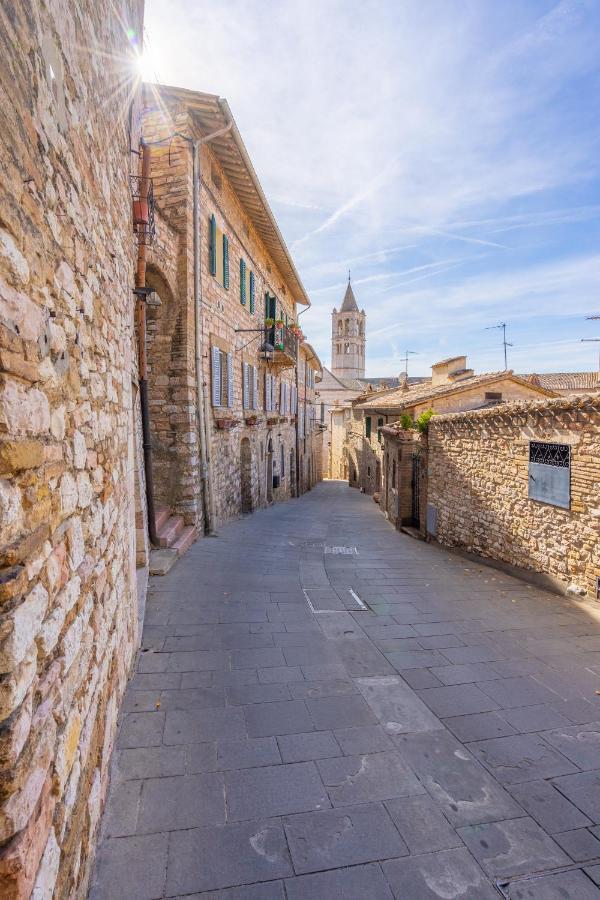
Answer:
89, 482, 600, 899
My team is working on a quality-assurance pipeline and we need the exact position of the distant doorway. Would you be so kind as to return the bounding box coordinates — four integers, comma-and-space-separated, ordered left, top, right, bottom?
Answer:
240, 437, 252, 513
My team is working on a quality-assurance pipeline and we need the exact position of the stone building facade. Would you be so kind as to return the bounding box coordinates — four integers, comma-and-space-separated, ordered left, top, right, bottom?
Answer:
0, 1, 144, 897
381, 395, 600, 599
141, 84, 321, 539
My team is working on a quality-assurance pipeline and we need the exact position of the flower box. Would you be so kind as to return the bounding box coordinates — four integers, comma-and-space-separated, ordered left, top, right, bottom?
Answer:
215, 417, 237, 431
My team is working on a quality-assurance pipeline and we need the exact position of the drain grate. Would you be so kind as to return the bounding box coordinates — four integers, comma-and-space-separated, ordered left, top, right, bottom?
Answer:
325, 546, 358, 555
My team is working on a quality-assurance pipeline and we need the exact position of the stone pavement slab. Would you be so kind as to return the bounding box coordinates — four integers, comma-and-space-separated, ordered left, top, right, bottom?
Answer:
90, 483, 600, 899
283, 802, 407, 873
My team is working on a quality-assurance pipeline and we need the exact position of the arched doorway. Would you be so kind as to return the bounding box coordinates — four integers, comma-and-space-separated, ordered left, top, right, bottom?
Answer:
240, 437, 252, 513
266, 435, 274, 503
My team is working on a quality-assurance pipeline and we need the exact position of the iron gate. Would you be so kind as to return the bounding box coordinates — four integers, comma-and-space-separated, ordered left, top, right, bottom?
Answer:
411, 454, 420, 528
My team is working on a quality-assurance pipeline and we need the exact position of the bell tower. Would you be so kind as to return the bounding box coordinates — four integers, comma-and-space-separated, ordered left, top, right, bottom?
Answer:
331, 274, 366, 379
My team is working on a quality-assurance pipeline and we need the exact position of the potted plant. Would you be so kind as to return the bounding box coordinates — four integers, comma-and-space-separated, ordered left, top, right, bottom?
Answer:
245, 414, 258, 426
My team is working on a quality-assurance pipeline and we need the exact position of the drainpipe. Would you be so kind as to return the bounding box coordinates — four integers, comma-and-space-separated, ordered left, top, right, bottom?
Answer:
136, 140, 159, 547
294, 337, 301, 498
186, 121, 233, 534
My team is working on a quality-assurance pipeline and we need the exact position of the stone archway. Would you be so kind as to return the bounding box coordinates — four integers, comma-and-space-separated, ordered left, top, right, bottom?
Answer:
240, 437, 253, 514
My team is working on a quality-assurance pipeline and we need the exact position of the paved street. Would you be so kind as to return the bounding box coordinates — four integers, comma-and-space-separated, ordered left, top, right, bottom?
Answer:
89, 481, 600, 899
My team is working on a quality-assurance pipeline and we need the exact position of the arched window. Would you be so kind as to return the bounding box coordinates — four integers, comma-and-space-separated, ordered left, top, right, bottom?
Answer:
344, 319, 349, 335
338, 321, 343, 335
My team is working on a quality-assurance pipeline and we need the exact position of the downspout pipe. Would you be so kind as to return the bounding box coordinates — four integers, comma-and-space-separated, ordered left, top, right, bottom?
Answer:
136, 140, 159, 547
295, 337, 301, 498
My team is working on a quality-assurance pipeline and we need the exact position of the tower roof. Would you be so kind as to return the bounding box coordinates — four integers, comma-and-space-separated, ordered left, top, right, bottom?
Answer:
340, 278, 359, 313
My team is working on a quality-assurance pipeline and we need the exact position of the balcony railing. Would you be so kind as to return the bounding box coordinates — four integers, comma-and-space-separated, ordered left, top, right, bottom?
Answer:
264, 323, 297, 365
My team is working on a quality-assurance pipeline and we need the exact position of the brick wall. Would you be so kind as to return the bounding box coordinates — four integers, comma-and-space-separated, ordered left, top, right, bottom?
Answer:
0, 1, 143, 896
427, 395, 600, 597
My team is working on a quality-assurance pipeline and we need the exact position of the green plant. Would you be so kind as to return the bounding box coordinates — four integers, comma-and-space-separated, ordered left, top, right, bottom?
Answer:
399, 413, 413, 431
415, 408, 435, 433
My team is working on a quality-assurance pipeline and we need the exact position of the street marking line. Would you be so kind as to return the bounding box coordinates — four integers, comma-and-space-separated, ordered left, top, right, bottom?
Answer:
349, 588, 368, 610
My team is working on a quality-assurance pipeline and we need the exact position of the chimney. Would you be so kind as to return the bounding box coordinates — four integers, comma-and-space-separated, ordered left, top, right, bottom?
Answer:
431, 355, 468, 386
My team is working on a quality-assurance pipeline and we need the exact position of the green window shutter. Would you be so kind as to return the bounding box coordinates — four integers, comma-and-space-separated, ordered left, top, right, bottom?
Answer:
209, 215, 217, 276
223, 234, 229, 289
249, 271, 255, 313
365, 416, 372, 439
240, 259, 246, 305
265, 291, 269, 319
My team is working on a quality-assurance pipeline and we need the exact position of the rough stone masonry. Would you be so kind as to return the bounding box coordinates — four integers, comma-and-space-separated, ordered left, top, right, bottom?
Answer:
0, 1, 144, 896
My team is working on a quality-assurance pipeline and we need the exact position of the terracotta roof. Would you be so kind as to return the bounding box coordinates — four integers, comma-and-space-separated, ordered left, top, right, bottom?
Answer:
143, 84, 310, 306
518, 372, 600, 391
340, 281, 359, 312
354, 370, 555, 411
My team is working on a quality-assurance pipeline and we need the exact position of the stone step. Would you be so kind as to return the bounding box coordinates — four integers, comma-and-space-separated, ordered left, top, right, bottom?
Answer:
155, 506, 171, 532
173, 526, 197, 557
157, 515, 185, 548
149, 548, 178, 576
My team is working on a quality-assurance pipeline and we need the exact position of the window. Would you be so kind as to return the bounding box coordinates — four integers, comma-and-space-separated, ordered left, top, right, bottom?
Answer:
242, 362, 259, 410
485, 391, 502, 402
265, 292, 277, 320
264, 372, 276, 412
392, 459, 396, 489
239, 260, 256, 312
377, 417, 384, 443
211, 347, 233, 408
528, 441, 570, 509
280, 444, 285, 477
320, 402, 325, 423
209, 215, 229, 288
280, 381, 290, 415
365, 416, 372, 439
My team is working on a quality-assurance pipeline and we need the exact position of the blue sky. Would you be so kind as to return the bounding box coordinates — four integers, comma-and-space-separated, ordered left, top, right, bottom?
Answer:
142, 0, 600, 377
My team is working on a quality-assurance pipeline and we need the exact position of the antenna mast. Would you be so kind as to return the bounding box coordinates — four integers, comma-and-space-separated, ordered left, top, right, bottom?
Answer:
485, 322, 512, 370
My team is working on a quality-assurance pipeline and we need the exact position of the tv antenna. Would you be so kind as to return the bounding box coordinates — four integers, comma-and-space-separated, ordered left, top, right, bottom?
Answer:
401, 350, 418, 378
485, 322, 512, 370
581, 338, 600, 369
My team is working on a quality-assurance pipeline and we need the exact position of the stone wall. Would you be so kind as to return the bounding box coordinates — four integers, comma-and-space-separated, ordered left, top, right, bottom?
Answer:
0, 1, 144, 896
381, 429, 427, 532
427, 395, 600, 597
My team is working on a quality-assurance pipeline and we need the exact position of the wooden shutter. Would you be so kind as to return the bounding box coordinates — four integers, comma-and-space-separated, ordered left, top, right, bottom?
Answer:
253, 366, 259, 410
209, 215, 217, 276
223, 235, 229, 289
240, 259, 246, 305
280, 381, 285, 412
211, 346, 221, 406
291, 385, 297, 415
226, 352, 234, 407
249, 271, 255, 313
265, 371, 270, 411
299, 403, 304, 438
242, 362, 249, 408
365, 416, 372, 439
